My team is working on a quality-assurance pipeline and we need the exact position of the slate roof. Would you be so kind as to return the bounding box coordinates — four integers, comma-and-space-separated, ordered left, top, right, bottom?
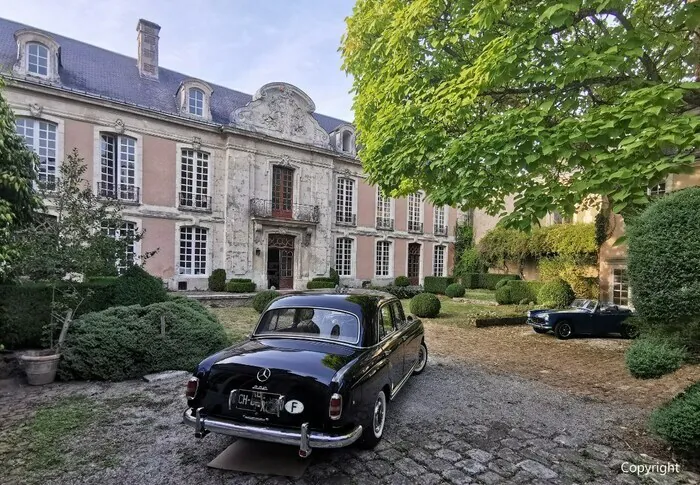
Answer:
0, 17, 350, 133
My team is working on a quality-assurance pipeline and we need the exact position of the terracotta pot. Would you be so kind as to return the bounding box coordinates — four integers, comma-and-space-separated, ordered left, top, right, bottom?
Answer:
19, 350, 61, 385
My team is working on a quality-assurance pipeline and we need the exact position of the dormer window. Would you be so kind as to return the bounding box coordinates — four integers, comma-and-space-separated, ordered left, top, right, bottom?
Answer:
177, 79, 213, 120
330, 124, 356, 155
188, 88, 204, 116
341, 131, 352, 152
27, 42, 49, 76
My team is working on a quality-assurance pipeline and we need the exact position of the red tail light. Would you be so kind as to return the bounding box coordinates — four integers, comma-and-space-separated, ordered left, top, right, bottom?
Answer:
186, 377, 199, 399
329, 393, 342, 420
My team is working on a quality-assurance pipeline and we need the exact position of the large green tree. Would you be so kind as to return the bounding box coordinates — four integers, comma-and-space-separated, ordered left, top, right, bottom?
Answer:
0, 81, 43, 276
342, 0, 700, 229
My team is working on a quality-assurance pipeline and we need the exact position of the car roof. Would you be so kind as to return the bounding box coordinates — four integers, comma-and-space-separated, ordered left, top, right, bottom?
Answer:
267, 289, 396, 315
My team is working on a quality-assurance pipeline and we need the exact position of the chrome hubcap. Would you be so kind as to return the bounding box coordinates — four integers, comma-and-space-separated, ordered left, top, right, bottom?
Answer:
561, 325, 571, 337
373, 396, 385, 436
416, 345, 426, 370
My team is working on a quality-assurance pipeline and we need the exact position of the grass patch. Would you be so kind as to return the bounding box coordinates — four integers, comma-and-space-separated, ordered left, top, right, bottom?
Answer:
211, 306, 260, 343
402, 297, 526, 329
463, 289, 497, 301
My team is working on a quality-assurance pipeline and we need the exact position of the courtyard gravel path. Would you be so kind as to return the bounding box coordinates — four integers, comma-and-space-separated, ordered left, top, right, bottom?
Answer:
2, 357, 697, 485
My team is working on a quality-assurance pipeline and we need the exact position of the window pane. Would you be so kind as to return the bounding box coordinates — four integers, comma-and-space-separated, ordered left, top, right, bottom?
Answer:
27, 43, 49, 75
336, 178, 354, 223
612, 268, 629, 306
433, 245, 445, 276
375, 240, 391, 276
179, 227, 207, 275
16, 118, 56, 188
335, 238, 353, 277
188, 88, 204, 116
256, 308, 360, 344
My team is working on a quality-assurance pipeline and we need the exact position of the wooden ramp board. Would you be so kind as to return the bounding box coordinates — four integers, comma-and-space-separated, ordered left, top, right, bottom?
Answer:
207, 439, 310, 478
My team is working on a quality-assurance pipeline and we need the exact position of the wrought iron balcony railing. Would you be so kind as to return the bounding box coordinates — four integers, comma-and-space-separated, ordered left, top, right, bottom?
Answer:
376, 217, 394, 230
178, 192, 212, 212
408, 221, 424, 234
335, 212, 357, 226
249, 198, 320, 223
97, 182, 140, 204
434, 224, 448, 236
37, 176, 58, 192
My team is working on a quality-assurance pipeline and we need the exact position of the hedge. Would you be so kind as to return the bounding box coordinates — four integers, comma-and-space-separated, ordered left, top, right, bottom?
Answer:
112, 266, 168, 307
537, 278, 575, 308
208, 269, 227, 292
252, 290, 280, 313
650, 382, 700, 452
307, 279, 337, 289
226, 279, 256, 293
445, 283, 465, 298
424, 276, 456, 294
0, 280, 118, 349
394, 276, 410, 287
461, 273, 480, 289
370, 285, 424, 299
58, 300, 230, 381
625, 338, 688, 379
410, 293, 441, 318
508, 280, 544, 304
479, 273, 520, 290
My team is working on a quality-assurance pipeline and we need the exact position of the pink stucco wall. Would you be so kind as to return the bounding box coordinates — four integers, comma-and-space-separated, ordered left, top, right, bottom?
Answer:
424, 201, 434, 234
395, 198, 407, 231
142, 135, 177, 207
357, 180, 375, 227
142, 217, 176, 279
424, 242, 434, 277
64, 119, 95, 183
355, 235, 375, 280
394, 238, 407, 277
448, 208, 459, 237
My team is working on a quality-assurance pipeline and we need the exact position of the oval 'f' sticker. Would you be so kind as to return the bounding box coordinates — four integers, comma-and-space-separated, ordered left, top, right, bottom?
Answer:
284, 400, 304, 414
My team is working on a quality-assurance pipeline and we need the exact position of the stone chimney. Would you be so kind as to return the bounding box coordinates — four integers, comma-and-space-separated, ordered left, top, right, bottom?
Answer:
136, 19, 160, 80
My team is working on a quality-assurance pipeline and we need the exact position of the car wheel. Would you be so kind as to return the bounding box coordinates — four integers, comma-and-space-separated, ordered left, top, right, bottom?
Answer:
554, 321, 574, 340
533, 328, 548, 334
360, 390, 386, 449
620, 324, 639, 339
413, 341, 428, 375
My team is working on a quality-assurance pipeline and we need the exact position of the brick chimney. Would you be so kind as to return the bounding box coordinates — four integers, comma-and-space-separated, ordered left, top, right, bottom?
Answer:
136, 19, 160, 80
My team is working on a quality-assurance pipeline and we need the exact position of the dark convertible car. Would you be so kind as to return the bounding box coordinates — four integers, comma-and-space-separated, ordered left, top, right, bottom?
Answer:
527, 299, 635, 339
182, 289, 427, 457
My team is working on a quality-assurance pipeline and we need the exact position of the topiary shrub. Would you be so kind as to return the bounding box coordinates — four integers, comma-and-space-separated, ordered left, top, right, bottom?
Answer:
369, 285, 424, 299
507, 280, 545, 305
625, 338, 688, 379
410, 293, 441, 318
649, 382, 700, 452
58, 300, 230, 381
252, 290, 280, 313
424, 276, 456, 294
628, 188, 700, 325
537, 278, 575, 308
394, 276, 410, 287
495, 285, 513, 304
307, 279, 337, 289
112, 265, 167, 307
226, 279, 256, 293
495, 278, 511, 290
208, 269, 227, 292
445, 283, 465, 298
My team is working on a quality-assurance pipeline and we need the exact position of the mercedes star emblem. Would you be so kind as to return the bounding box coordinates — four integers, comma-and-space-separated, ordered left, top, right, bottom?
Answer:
257, 368, 271, 382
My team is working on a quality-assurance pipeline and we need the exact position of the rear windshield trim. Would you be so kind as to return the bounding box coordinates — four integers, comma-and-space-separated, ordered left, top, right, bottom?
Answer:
253, 306, 362, 345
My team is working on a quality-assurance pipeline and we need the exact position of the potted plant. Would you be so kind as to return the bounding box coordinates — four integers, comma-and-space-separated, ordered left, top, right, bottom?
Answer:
19, 283, 87, 385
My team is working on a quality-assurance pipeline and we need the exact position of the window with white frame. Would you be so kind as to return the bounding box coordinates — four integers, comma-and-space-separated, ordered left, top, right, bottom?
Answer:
180, 149, 210, 210
99, 134, 138, 202
103, 221, 137, 274
376, 190, 393, 229
375, 240, 391, 277
434, 206, 446, 235
188, 88, 204, 116
335, 237, 353, 277
179, 226, 208, 275
27, 42, 49, 76
408, 192, 423, 232
336, 178, 355, 224
341, 131, 352, 152
648, 182, 666, 197
612, 268, 630, 306
433, 245, 445, 276
15, 117, 57, 189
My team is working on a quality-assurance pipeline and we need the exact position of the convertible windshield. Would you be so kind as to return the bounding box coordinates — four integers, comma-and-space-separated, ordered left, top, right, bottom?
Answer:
570, 299, 598, 311
255, 307, 360, 344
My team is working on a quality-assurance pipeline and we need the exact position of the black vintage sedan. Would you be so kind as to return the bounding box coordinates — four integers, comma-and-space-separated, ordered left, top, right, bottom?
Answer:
182, 289, 427, 458
527, 299, 635, 339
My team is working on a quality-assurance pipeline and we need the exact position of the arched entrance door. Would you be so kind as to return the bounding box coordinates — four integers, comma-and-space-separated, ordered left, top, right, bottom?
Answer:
408, 243, 421, 285
268, 234, 295, 289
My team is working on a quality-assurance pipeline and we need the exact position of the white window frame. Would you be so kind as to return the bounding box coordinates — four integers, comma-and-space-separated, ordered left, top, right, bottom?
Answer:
335, 177, 356, 225
434, 205, 446, 235
15, 117, 59, 190
408, 192, 423, 232
179, 148, 211, 210
611, 267, 630, 306
93, 126, 143, 204
178, 226, 209, 276
98, 133, 138, 202
433, 245, 446, 276
26, 42, 49, 77
103, 219, 142, 274
375, 239, 393, 278
178, 79, 213, 120
188, 88, 204, 116
376, 188, 394, 229
334, 237, 355, 277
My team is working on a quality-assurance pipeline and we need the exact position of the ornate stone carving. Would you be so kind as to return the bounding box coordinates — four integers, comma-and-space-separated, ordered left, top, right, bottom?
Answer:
192, 136, 202, 151
279, 155, 293, 168
231, 82, 330, 149
28, 103, 43, 117
114, 119, 126, 134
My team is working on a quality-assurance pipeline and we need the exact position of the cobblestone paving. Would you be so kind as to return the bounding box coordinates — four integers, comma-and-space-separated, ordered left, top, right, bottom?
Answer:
2, 358, 698, 485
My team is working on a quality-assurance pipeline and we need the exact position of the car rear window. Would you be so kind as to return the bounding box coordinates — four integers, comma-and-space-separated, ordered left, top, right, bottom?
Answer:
255, 307, 360, 344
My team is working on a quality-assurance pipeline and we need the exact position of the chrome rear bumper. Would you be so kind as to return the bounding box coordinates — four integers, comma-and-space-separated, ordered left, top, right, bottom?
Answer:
182, 407, 362, 455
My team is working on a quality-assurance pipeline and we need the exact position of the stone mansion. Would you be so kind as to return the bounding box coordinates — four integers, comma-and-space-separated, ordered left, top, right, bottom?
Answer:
0, 17, 476, 291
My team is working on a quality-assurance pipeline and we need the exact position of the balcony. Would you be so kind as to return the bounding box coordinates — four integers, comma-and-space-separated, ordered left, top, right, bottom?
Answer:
97, 182, 140, 204
36, 176, 58, 193
408, 221, 423, 234
335, 212, 357, 227
376, 217, 394, 230
178, 192, 212, 212
249, 198, 320, 224
434, 224, 448, 236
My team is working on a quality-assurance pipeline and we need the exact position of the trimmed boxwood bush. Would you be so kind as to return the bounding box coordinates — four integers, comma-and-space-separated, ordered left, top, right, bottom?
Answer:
650, 382, 700, 452
307, 279, 336, 289
226, 279, 256, 293
369, 285, 424, 299
537, 278, 575, 308
252, 290, 280, 313
508, 280, 544, 304
0, 280, 118, 349
628, 188, 700, 325
410, 293, 441, 318
445, 283, 465, 298
113, 266, 168, 307
495, 285, 512, 305
495, 278, 510, 290
208, 269, 227, 292
58, 300, 230, 381
625, 338, 688, 379
394, 276, 410, 287
424, 276, 455, 294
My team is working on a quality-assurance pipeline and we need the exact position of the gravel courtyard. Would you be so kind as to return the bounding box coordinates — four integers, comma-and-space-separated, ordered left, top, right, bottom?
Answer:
2, 356, 698, 485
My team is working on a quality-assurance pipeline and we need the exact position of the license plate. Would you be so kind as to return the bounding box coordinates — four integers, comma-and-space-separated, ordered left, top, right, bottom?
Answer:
235, 390, 283, 415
